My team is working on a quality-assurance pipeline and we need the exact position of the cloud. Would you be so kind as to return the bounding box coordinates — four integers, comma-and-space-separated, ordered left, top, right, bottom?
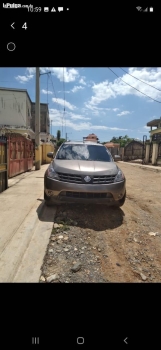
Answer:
41, 89, 53, 94
50, 67, 79, 82
26, 67, 79, 82
26, 67, 35, 74
79, 77, 86, 85
15, 75, 34, 83
49, 108, 128, 131
143, 126, 149, 129
71, 86, 84, 93
86, 68, 161, 106
85, 103, 110, 111
70, 113, 91, 120
52, 97, 76, 110
58, 90, 70, 94
113, 108, 119, 111
117, 110, 133, 116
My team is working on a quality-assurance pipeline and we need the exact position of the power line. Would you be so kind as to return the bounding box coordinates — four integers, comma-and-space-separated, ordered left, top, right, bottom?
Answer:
63, 67, 66, 136
47, 74, 49, 105
108, 67, 161, 103
119, 67, 161, 92
49, 72, 63, 133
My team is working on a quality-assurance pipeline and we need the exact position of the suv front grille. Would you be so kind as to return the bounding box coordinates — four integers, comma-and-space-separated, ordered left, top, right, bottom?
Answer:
58, 172, 82, 183
65, 192, 108, 198
93, 175, 115, 184
57, 173, 116, 184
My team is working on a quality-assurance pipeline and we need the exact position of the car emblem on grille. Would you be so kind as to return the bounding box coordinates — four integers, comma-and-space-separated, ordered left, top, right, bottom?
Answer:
84, 176, 91, 182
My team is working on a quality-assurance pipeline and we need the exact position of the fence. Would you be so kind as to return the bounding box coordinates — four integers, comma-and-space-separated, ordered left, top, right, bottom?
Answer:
123, 142, 143, 161
6, 133, 34, 178
0, 135, 8, 193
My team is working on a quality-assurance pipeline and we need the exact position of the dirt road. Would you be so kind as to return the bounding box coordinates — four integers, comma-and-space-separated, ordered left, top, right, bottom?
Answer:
40, 163, 161, 283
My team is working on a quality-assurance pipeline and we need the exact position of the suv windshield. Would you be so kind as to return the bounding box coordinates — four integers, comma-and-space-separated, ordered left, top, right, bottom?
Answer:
56, 144, 112, 162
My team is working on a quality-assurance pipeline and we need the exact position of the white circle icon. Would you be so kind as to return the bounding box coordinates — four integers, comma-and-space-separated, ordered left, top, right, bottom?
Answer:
77, 337, 84, 344
7, 42, 16, 51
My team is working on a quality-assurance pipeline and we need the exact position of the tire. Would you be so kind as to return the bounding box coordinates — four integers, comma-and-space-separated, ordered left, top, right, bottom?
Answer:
115, 191, 126, 207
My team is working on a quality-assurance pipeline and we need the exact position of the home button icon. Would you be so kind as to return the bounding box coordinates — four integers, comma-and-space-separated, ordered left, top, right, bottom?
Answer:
7, 42, 16, 51
77, 337, 84, 344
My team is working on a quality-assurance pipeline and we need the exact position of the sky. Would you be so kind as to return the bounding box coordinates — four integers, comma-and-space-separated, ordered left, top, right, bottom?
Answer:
0, 67, 161, 142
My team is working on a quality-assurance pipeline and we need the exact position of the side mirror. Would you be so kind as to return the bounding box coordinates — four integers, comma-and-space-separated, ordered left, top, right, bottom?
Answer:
47, 152, 54, 158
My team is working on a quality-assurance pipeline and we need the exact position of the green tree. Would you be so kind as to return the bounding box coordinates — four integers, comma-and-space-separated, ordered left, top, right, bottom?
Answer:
110, 135, 134, 147
57, 130, 61, 141
55, 138, 66, 151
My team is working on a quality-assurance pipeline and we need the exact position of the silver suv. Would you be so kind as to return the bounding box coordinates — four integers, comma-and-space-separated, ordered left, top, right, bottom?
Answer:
44, 141, 126, 206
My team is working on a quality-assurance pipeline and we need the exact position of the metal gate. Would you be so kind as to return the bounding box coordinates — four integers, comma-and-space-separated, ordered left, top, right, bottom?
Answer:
124, 142, 143, 160
0, 135, 8, 193
7, 133, 34, 178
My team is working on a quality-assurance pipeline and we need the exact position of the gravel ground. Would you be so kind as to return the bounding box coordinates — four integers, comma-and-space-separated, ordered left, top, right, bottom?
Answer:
40, 163, 161, 283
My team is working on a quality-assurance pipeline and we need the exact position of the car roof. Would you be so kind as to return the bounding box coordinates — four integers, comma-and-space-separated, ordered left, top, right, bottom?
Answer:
63, 141, 103, 146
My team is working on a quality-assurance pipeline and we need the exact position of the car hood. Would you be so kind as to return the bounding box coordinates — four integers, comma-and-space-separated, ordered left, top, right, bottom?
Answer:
52, 160, 119, 175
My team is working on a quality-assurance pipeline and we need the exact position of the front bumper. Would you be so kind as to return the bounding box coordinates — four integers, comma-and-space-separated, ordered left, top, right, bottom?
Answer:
44, 176, 126, 204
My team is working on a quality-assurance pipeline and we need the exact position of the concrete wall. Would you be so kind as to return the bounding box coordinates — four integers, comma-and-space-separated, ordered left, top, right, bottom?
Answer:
26, 95, 32, 128
119, 147, 124, 160
124, 141, 143, 160
40, 143, 54, 165
0, 90, 28, 127
31, 103, 50, 134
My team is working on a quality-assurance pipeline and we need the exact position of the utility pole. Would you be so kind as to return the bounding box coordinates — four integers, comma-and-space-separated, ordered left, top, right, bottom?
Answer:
35, 67, 41, 170
35, 69, 51, 170
51, 120, 53, 136
66, 132, 72, 141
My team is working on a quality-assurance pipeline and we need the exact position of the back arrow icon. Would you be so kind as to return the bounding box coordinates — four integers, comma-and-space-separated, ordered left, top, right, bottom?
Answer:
11, 23, 15, 29
124, 337, 128, 344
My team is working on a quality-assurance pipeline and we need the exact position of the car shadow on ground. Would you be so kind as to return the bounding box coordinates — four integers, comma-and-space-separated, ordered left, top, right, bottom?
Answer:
55, 203, 125, 231
36, 200, 57, 222
37, 201, 125, 230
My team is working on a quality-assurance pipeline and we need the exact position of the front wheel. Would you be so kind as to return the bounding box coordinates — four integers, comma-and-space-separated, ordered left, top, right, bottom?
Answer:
115, 191, 126, 207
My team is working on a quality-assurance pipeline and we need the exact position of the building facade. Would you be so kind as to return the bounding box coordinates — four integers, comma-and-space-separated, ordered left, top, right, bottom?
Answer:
83, 133, 99, 142
0, 88, 50, 142
31, 102, 50, 141
145, 117, 161, 165
0, 87, 32, 128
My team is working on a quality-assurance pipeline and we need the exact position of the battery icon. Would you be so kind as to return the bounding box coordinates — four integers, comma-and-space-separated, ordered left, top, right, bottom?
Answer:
149, 7, 153, 11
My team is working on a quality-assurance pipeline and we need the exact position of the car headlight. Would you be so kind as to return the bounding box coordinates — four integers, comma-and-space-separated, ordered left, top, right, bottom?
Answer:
47, 165, 59, 179
114, 170, 125, 182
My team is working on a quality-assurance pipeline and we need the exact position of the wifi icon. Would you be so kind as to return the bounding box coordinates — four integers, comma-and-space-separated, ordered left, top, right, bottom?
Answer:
136, 6, 142, 11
